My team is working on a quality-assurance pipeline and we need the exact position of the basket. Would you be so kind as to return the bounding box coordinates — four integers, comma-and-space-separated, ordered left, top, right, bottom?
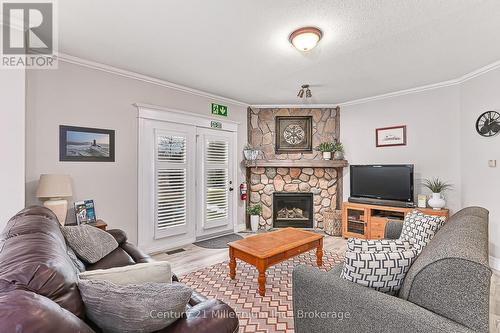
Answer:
323, 210, 342, 236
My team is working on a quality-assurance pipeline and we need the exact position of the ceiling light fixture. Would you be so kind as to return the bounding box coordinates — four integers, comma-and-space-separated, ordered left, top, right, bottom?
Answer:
289, 27, 323, 51
297, 84, 312, 99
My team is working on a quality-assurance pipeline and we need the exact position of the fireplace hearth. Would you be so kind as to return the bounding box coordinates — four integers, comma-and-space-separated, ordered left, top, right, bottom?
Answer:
273, 192, 314, 228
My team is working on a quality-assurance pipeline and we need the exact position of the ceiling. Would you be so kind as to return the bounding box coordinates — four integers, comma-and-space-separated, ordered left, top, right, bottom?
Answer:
59, 0, 500, 105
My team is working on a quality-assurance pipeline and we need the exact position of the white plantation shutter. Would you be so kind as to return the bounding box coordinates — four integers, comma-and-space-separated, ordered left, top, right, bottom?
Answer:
155, 134, 187, 234
205, 140, 229, 221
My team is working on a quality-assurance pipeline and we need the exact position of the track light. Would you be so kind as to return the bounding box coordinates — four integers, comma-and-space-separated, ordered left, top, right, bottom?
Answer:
297, 84, 311, 99
297, 89, 304, 98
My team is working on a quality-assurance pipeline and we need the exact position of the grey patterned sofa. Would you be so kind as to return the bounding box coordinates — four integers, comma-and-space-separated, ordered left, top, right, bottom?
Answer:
293, 207, 491, 333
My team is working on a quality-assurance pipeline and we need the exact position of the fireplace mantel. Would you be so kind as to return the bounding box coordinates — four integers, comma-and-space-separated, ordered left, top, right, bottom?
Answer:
244, 159, 348, 168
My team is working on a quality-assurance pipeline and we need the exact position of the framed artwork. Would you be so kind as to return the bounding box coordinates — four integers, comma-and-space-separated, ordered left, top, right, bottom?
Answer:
59, 125, 115, 162
275, 116, 313, 153
376, 125, 407, 147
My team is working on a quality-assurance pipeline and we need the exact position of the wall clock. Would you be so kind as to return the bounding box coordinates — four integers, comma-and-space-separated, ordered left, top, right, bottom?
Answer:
476, 111, 500, 137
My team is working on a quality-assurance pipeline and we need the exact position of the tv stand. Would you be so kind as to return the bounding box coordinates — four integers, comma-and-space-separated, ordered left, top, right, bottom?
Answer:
348, 196, 415, 208
342, 201, 449, 240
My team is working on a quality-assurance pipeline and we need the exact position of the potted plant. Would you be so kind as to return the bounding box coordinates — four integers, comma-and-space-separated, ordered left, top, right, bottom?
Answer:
243, 144, 260, 160
246, 204, 262, 232
422, 178, 453, 210
332, 140, 345, 160
316, 142, 335, 160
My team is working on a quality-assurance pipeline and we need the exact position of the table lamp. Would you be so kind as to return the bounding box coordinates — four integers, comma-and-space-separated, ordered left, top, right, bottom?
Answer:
36, 174, 73, 225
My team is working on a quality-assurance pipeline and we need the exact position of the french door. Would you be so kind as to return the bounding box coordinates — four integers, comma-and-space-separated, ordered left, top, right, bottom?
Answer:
138, 115, 236, 252
196, 128, 235, 238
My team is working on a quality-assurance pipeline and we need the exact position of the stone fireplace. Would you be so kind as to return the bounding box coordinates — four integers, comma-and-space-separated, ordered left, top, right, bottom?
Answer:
246, 107, 347, 230
273, 192, 313, 228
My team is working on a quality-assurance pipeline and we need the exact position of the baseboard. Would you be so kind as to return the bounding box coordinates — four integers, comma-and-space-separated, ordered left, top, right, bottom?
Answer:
490, 256, 500, 271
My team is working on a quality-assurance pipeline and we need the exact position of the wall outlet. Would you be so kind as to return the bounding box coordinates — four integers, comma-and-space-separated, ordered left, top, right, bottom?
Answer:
488, 160, 497, 168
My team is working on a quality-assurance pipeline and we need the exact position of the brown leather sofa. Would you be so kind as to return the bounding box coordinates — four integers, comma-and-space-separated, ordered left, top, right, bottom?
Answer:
0, 206, 239, 333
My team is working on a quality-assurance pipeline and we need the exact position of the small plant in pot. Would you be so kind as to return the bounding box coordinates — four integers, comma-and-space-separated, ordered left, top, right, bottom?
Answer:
243, 144, 260, 161
332, 140, 345, 160
422, 178, 453, 210
316, 142, 335, 160
246, 204, 262, 232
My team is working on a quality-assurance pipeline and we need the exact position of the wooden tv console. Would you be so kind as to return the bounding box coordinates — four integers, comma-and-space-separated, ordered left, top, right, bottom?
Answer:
342, 201, 449, 240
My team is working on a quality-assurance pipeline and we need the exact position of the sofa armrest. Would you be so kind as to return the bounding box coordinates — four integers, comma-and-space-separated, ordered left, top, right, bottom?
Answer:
158, 299, 239, 333
0, 290, 95, 333
106, 229, 152, 263
384, 220, 403, 239
120, 242, 153, 263
106, 229, 128, 244
292, 266, 474, 333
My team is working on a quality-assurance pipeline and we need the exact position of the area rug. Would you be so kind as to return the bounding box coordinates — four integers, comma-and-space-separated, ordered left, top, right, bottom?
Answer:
193, 233, 244, 249
180, 250, 343, 333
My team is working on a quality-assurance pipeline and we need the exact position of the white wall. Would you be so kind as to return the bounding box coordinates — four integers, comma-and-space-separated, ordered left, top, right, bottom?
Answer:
26, 60, 247, 245
0, 69, 25, 229
460, 67, 500, 261
341, 67, 500, 265
341, 86, 462, 212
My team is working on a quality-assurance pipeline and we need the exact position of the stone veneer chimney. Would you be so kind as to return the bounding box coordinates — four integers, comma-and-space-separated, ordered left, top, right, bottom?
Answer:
246, 107, 345, 230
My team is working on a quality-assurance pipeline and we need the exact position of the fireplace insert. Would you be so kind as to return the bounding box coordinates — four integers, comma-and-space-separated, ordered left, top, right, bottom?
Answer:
273, 192, 313, 228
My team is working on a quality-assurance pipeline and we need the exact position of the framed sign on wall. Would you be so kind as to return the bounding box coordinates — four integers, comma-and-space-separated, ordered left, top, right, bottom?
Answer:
275, 116, 313, 153
59, 125, 115, 162
376, 125, 407, 147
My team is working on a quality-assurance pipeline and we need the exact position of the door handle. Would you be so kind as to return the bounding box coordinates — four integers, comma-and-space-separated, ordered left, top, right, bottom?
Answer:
229, 187, 234, 191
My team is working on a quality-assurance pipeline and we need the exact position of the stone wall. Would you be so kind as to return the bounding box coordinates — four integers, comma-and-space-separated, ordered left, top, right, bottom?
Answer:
247, 107, 342, 230
249, 166, 338, 229
247, 107, 340, 160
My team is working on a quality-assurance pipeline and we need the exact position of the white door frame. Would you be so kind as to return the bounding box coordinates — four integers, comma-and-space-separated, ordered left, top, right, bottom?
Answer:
136, 103, 240, 253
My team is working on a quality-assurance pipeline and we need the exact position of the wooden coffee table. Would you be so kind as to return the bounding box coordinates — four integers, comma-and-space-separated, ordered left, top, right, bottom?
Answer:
228, 228, 323, 296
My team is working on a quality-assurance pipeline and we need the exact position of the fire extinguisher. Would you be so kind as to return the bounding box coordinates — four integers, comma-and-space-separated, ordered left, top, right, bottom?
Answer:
240, 182, 247, 201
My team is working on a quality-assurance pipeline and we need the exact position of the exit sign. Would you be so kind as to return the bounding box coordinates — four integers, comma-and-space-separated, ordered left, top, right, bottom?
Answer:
211, 103, 228, 117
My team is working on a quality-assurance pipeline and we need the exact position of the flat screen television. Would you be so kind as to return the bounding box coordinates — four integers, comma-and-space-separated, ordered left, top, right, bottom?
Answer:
349, 164, 414, 206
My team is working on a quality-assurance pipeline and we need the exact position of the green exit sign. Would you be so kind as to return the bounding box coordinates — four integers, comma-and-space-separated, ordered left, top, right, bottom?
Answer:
210, 121, 222, 129
211, 103, 228, 117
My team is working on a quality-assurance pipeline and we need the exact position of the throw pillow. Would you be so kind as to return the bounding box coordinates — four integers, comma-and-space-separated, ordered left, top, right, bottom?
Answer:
400, 210, 446, 252
66, 245, 86, 273
61, 225, 118, 264
78, 279, 192, 333
347, 238, 412, 252
341, 248, 418, 295
79, 261, 172, 284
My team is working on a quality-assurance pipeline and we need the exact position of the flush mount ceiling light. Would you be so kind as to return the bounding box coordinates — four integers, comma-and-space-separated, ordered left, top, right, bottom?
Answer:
297, 84, 312, 99
289, 27, 323, 51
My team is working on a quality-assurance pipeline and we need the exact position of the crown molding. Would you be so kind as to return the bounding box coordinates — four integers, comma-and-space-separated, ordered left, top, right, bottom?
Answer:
55, 53, 249, 107
249, 104, 340, 109
337, 79, 460, 107
251, 59, 500, 109
458, 59, 500, 83
55, 53, 500, 109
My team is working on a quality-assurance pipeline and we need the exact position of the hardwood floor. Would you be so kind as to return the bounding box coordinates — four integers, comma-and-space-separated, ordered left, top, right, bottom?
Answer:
153, 233, 500, 333
153, 232, 347, 276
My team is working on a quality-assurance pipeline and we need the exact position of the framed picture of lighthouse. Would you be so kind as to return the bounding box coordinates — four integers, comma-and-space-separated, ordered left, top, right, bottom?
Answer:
59, 125, 115, 162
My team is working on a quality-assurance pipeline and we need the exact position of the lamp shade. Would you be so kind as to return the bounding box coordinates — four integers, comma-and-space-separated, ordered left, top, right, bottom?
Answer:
36, 174, 73, 198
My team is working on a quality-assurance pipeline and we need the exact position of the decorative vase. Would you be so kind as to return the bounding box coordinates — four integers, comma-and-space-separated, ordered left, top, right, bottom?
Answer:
250, 215, 260, 231
322, 151, 332, 160
333, 151, 344, 160
243, 149, 259, 160
428, 192, 446, 210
